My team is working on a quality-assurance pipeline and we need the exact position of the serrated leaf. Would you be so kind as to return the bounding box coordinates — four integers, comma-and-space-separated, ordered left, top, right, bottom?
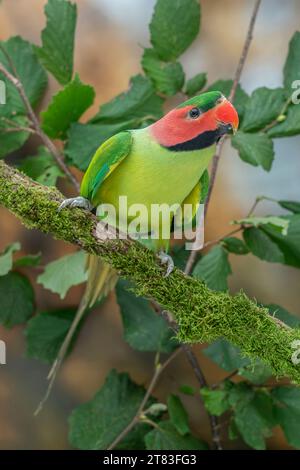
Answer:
41, 75, 95, 139
0, 36, 48, 116
69, 370, 151, 449
243, 227, 285, 264
144, 421, 207, 450
185, 73, 207, 97
90, 75, 163, 124
36, 0, 77, 84
278, 200, 300, 214
233, 390, 275, 450
267, 103, 300, 137
0, 242, 21, 276
116, 280, 177, 353
222, 237, 249, 255
244, 215, 300, 268
267, 304, 300, 328
149, 0, 201, 61
0, 272, 35, 327
167, 394, 190, 436
65, 122, 132, 171
272, 386, 300, 448
232, 131, 274, 171
20, 146, 64, 186
283, 31, 300, 90
203, 339, 250, 371
37, 251, 87, 299
241, 87, 286, 132
141, 49, 185, 96
238, 360, 272, 385
234, 216, 289, 235
206, 79, 249, 119
25, 308, 82, 363
193, 245, 232, 291
200, 388, 230, 416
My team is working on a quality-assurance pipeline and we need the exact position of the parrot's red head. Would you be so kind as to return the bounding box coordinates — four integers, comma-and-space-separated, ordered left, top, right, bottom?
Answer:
150, 91, 239, 151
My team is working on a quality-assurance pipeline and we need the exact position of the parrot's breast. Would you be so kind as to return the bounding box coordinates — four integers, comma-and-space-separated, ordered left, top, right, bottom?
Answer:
97, 128, 214, 234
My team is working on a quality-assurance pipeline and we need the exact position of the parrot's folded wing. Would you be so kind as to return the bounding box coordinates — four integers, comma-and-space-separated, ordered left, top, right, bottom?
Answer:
80, 131, 132, 204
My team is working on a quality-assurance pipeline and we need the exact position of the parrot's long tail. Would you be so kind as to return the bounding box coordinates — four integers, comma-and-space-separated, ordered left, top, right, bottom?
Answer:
35, 255, 118, 415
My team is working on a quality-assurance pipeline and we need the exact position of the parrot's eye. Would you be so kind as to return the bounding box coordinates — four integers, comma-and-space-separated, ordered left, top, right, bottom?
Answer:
188, 107, 201, 119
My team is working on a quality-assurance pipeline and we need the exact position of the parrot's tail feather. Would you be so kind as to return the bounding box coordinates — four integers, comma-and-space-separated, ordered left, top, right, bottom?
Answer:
34, 255, 118, 416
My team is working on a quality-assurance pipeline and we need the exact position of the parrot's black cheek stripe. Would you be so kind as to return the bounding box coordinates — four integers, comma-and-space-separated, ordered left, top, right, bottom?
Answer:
164, 124, 232, 152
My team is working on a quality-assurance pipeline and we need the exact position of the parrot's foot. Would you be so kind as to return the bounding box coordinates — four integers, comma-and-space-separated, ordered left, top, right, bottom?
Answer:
158, 250, 174, 277
58, 196, 93, 212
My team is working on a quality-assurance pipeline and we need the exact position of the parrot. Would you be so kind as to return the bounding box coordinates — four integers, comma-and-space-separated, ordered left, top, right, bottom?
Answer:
37, 91, 238, 413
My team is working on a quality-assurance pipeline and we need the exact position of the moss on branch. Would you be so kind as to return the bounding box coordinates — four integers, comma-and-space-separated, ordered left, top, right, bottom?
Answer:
1, 160, 300, 383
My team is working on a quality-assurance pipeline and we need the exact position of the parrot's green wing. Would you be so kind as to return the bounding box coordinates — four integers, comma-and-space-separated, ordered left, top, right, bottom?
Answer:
172, 169, 209, 231
80, 131, 132, 204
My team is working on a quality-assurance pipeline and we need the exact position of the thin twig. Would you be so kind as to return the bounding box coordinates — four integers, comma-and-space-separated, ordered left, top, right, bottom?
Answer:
2, 126, 36, 134
0, 62, 80, 191
184, 0, 262, 276
107, 348, 182, 450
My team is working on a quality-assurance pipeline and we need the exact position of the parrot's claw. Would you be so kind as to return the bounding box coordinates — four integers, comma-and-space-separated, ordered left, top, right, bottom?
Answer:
158, 250, 174, 277
58, 196, 93, 212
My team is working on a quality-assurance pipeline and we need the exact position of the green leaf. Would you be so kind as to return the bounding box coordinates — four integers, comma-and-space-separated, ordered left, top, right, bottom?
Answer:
41, 75, 95, 139
238, 360, 272, 385
37, 251, 87, 299
203, 339, 250, 371
267, 304, 300, 328
20, 146, 64, 186
267, 103, 300, 137
0, 116, 31, 158
14, 253, 42, 268
149, 0, 201, 61
0, 36, 48, 116
234, 216, 289, 235
193, 245, 232, 291
0, 272, 34, 327
25, 308, 82, 363
243, 227, 285, 264
272, 386, 300, 448
206, 79, 249, 119
278, 200, 300, 214
179, 385, 195, 396
283, 31, 300, 90
241, 87, 286, 132
116, 423, 152, 450
141, 49, 185, 96
244, 215, 300, 268
116, 280, 177, 353
90, 75, 163, 124
200, 388, 230, 416
0, 242, 21, 276
65, 122, 132, 171
171, 245, 189, 270
233, 390, 275, 450
231, 131, 274, 171
222, 237, 249, 255
69, 370, 151, 449
167, 394, 190, 436
36, 0, 77, 84
185, 73, 207, 97
146, 403, 168, 417
144, 421, 207, 450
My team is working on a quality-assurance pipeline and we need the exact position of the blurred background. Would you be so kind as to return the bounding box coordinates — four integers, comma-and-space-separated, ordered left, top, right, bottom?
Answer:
0, 0, 299, 449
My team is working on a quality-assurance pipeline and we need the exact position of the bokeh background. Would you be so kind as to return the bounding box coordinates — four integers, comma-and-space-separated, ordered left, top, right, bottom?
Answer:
0, 0, 299, 449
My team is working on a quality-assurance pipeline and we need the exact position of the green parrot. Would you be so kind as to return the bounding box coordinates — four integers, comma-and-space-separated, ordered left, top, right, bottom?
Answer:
39, 91, 238, 412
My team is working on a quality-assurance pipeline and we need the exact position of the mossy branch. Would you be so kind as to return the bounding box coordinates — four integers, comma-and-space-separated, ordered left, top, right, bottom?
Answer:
1, 160, 300, 383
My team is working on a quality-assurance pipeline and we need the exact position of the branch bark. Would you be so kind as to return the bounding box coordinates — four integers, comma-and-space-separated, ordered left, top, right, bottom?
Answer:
1, 160, 300, 384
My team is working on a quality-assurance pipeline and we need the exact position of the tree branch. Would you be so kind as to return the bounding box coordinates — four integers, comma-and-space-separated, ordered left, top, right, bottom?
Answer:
0, 62, 80, 192
1, 161, 300, 386
184, 0, 262, 275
